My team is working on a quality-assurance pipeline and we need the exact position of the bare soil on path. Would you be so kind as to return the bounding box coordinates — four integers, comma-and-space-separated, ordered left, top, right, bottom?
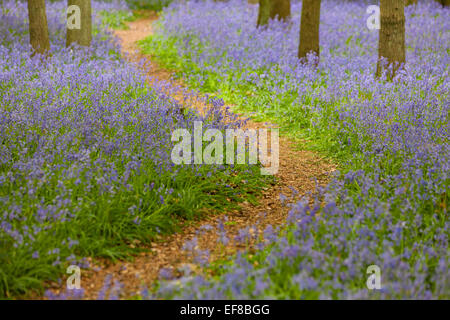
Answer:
42, 15, 336, 299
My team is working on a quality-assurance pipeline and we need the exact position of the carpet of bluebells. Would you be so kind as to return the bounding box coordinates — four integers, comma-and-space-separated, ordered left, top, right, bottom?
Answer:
0, 0, 266, 297
139, 0, 449, 299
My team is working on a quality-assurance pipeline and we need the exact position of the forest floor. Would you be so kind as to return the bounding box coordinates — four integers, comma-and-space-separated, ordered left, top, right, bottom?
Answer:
42, 14, 335, 299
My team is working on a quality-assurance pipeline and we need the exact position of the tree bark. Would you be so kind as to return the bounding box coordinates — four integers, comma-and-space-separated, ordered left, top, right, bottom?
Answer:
376, 0, 406, 78
66, 0, 92, 47
270, 0, 290, 22
27, 0, 50, 55
257, 0, 291, 27
257, 0, 271, 26
298, 0, 321, 63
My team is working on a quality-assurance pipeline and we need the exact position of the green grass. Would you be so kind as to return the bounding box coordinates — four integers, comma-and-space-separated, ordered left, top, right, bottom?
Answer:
97, 9, 137, 30
125, 0, 173, 12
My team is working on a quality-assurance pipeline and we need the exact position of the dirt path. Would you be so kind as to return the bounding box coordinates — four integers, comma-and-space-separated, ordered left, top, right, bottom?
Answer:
44, 15, 335, 299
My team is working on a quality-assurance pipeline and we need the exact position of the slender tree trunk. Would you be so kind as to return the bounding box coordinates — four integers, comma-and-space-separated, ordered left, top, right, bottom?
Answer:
270, 0, 290, 22
298, 0, 321, 63
376, 0, 405, 78
257, 0, 271, 26
257, 0, 290, 27
27, 0, 50, 55
66, 0, 92, 47
438, 0, 450, 6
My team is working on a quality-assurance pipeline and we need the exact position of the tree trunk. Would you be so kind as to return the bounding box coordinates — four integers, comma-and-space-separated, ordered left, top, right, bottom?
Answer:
298, 0, 321, 63
270, 0, 290, 22
438, 0, 450, 6
376, 0, 405, 78
27, 0, 50, 56
257, 0, 270, 26
66, 0, 92, 47
257, 0, 290, 27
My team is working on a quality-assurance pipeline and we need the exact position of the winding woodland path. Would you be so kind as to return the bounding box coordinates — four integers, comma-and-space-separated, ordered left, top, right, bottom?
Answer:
44, 14, 335, 299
